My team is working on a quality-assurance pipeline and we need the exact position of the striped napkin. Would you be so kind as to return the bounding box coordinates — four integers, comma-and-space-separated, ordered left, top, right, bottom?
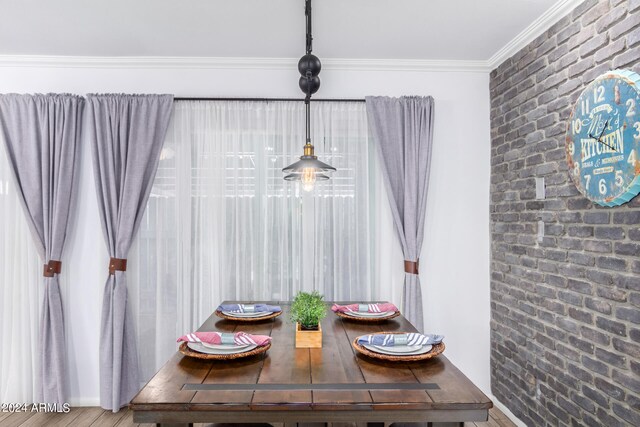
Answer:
217, 303, 282, 313
357, 333, 443, 347
331, 302, 398, 313
177, 331, 272, 347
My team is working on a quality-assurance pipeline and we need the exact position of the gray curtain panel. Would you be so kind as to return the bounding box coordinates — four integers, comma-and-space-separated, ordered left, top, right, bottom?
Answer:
86, 94, 174, 411
365, 96, 434, 332
0, 94, 84, 404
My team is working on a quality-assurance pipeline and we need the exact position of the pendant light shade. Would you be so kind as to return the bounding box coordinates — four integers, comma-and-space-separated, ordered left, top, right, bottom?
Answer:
282, 0, 335, 192
283, 149, 335, 191
282, 157, 336, 174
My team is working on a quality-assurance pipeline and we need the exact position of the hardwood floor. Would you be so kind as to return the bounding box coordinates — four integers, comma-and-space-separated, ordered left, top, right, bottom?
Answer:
0, 407, 516, 427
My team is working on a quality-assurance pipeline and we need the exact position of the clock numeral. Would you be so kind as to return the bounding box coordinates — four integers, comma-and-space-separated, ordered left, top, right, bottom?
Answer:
627, 98, 636, 117
599, 178, 607, 195
634, 122, 640, 139
568, 142, 575, 156
629, 149, 637, 165
615, 170, 624, 187
572, 118, 582, 135
581, 98, 590, 115
573, 162, 580, 177
593, 85, 605, 104
584, 174, 591, 189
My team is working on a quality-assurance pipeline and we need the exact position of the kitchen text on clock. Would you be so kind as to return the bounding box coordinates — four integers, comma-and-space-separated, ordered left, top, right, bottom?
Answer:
580, 128, 624, 163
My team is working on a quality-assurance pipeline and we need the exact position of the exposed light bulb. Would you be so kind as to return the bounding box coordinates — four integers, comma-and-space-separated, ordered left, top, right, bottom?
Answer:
301, 167, 316, 192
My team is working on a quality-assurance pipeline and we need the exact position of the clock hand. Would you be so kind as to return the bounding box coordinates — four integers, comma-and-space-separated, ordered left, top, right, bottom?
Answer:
588, 131, 617, 151
597, 119, 609, 141
599, 140, 617, 151
587, 119, 617, 151
588, 119, 604, 140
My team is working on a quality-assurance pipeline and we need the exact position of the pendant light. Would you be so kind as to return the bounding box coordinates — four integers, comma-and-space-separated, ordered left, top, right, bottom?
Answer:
283, 0, 336, 191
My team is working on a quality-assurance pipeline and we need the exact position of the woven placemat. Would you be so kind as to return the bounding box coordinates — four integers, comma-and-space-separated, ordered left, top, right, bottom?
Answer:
335, 310, 400, 323
215, 310, 282, 322
179, 341, 271, 360
352, 332, 445, 362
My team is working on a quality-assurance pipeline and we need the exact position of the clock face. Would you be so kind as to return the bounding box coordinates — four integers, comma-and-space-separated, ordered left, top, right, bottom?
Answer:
566, 69, 640, 206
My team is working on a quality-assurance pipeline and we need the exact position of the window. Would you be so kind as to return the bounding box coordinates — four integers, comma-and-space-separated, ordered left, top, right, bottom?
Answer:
128, 100, 380, 380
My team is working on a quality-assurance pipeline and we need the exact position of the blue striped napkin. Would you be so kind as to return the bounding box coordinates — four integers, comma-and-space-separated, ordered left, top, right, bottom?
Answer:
217, 303, 282, 313
357, 333, 443, 347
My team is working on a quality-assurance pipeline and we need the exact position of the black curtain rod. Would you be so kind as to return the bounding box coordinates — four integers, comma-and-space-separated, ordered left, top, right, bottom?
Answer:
173, 97, 366, 103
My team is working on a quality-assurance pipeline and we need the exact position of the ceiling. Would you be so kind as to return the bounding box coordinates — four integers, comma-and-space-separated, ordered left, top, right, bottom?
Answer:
0, 0, 560, 61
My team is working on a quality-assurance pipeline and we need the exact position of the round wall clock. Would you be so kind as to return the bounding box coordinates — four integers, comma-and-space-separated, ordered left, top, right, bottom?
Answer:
566, 69, 640, 207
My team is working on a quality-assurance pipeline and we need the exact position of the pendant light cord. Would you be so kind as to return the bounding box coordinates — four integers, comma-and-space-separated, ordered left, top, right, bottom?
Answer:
305, 0, 312, 55
306, 99, 311, 144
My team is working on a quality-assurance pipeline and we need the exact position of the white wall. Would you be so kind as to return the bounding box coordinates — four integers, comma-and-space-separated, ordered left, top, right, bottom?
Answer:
0, 63, 490, 404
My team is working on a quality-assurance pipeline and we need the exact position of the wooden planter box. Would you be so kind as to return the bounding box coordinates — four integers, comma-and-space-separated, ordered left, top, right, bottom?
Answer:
295, 322, 322, 348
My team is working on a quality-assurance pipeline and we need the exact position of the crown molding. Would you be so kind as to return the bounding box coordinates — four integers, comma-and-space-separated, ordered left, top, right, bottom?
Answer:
487, 0, 585, 71
0, 55, 490, 73
322, 58, 489, 72
0, 55, 296, 69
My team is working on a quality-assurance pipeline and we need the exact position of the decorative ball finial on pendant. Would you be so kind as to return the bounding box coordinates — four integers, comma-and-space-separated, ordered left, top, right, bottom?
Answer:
298, 54, 321, 77
298, 54, 321, 96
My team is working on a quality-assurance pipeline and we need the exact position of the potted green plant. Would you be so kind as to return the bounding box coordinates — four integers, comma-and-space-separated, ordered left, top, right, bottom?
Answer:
290, 290, 327, 348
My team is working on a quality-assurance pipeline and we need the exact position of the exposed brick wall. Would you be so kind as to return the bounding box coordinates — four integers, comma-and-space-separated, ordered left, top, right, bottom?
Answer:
490, 1, 640, 425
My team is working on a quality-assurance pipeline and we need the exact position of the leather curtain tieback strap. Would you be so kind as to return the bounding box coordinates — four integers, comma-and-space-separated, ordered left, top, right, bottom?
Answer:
109, 257, 127, 275
43, 260, 62, 277
404, 260, 419, 275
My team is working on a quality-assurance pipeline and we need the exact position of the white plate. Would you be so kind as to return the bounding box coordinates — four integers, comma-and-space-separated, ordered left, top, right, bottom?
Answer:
188, 342, 258, 355
342, 311, 395, 318
363, 343, 432, 356
373, 344, 423, 354
221, 310, 272, 318
201, 342, 251, 350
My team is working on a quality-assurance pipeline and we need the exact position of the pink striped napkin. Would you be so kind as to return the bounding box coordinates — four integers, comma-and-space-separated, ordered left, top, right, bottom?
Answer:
177, 331, 272, 347
331, 302, 399, 314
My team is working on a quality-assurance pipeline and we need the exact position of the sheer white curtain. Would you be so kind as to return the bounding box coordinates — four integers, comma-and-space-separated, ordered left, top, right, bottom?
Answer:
128, 100, 383, 381
0, 139, 42, 404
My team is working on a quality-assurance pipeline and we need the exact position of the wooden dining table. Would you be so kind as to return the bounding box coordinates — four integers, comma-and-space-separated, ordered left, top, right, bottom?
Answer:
130, 302, 492, 427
